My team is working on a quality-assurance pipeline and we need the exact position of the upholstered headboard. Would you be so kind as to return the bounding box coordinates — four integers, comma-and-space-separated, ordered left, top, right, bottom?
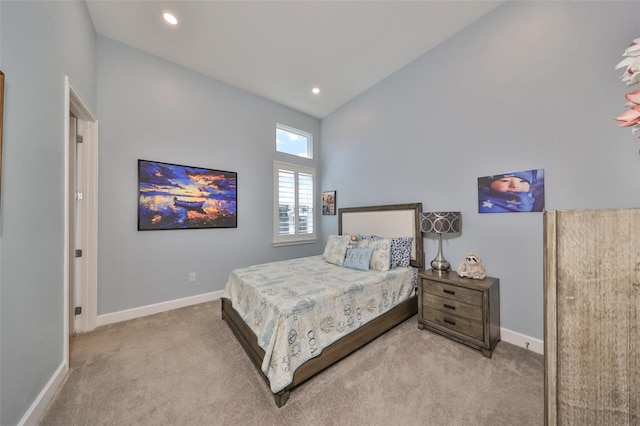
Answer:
338, 203, 424, 269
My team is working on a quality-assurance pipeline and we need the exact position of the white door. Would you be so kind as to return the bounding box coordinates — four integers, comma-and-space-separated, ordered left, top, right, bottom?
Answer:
68, 114, 77, 334
68, 114, 88, 334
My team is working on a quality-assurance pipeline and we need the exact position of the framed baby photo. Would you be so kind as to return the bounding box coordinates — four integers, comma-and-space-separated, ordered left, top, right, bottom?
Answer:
478, 169, 545, 213
322, 190, 336, 215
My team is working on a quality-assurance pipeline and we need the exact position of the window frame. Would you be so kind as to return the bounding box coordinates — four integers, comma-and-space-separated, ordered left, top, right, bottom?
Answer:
273, 160, 317, 246
276, 122, 313, 159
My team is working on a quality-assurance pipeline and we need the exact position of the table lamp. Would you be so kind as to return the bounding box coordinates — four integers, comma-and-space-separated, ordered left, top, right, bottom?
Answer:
420, 211, 461, 273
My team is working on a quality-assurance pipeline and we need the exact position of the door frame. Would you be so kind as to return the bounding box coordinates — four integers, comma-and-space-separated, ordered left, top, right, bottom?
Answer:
63, 76, 98, 363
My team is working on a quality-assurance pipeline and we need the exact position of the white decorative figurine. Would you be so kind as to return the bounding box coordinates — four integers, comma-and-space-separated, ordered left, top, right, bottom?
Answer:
457, 252, 486, 280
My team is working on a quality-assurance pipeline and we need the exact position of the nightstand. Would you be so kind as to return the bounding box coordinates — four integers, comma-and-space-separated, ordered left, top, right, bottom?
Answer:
418, 269, 500, 358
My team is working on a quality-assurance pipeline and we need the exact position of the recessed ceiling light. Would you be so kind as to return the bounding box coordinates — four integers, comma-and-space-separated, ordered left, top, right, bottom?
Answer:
163, 12, 178, 26
311, 87, 320, 95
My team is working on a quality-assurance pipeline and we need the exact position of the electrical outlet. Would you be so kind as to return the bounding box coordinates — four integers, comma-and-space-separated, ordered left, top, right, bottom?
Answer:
189, 272, 196, 282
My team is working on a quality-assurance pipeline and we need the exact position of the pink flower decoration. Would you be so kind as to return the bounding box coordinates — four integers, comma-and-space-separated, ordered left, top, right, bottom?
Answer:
615, 38, 640, 139
614, 108, 640, 124
626, 89, 640, 105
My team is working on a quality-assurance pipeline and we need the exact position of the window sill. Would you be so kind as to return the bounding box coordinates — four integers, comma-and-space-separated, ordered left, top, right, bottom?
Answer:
272, 238, 318, 247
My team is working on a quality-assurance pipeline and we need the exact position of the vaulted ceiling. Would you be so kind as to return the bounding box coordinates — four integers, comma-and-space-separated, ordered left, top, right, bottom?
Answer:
86, 1, 504, 118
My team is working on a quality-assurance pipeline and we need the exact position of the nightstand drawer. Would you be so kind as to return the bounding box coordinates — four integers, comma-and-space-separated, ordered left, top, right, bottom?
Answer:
423, 279, 482, 306
423, 309, 484, 341
423, 293, 482, 322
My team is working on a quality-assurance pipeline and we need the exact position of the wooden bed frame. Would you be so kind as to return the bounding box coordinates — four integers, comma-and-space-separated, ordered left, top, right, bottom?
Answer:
221, 202, 424, 407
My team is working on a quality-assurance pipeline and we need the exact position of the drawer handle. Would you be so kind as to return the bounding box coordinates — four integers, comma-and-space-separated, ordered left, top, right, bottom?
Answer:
443, 289, 456, 295
443, 318, 456, 326
443, 304, 456, 310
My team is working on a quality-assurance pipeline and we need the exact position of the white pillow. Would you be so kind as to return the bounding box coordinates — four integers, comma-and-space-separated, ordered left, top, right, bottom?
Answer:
322, 235, 351, 266
358, 238, 391, 271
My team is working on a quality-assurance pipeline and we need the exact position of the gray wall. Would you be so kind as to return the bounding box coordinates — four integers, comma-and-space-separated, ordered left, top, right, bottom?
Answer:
97, 37, 322, 314
0, 1, 97, 424
320, 1, 640, 340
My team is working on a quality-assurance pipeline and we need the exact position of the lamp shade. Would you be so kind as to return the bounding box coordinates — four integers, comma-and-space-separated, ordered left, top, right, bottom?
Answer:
420, 212, 461, 234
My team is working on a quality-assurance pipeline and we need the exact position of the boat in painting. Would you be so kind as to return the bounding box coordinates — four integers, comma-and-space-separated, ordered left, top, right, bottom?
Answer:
173, 197, 205, 210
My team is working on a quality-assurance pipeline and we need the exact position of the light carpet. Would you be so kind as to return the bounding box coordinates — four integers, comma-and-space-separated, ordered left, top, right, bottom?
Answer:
39, 300, 544, 425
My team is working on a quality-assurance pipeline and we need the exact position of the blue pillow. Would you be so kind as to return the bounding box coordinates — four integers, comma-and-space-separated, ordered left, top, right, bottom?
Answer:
343, 247, 374, 271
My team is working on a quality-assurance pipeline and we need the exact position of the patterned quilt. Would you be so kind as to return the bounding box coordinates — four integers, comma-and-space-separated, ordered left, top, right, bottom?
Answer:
223, 255, 416, 393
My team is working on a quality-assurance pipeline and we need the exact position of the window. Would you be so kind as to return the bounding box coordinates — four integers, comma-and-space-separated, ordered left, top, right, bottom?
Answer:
273, 161, 316, 246
276, 123, 313, 159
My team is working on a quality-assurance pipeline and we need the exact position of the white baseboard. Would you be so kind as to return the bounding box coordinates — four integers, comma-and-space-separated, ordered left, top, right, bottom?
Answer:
97, 291, 223, 327
18, 360, 68, 426
500, 327, 544, 355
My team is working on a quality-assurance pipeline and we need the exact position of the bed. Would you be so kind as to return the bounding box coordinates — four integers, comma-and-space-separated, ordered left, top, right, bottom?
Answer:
221, 202, 424, 407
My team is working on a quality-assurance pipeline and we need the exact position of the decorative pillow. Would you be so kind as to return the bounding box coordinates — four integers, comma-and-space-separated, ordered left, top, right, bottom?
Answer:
343, 247, 374, 271
360, 235, 413, 269
390, 237, 413, 268
358, 238, 391, 271
322, 235, 351, 266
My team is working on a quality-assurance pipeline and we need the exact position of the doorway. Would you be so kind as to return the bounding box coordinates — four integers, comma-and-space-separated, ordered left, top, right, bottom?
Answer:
64, 77, 98, 365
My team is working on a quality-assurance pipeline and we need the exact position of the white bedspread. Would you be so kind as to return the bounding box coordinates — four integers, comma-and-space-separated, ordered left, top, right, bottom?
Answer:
223, 255, 416, 393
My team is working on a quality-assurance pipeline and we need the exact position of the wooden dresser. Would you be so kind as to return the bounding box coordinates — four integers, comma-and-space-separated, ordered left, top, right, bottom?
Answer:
544, 209, 639, 425
418, 269, 500, 358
